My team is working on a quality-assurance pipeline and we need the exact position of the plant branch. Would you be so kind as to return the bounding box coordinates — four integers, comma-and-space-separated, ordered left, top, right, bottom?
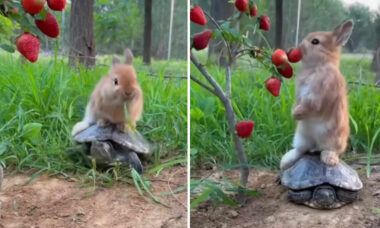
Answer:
190, 54, 225, 98
225, 64, 231, 97
191, 52, 249, 205
203, 11, 233, 61
190, 75, 219, 96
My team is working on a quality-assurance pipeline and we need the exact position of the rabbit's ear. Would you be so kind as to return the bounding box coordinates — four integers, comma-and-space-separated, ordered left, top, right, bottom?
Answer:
124, 48, 134, 65
112, 56, 121, 66
332, 20, 354, 46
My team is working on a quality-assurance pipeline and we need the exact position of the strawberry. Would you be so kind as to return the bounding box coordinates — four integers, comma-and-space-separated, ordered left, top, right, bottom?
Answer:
271, 49, 288, 66
259, 15, 270, 31
190, 5, 206, 26
16, 33, 40, 62
47, 0, 66, 11
236, 121, 254, 138
287, 47, 302, 63
235, 0, 248, 12
265, 77, 281, 97
250, 4, 258, 16
193, 30, 212, 50
22, 0, 46, 15
277, 62, 293, 78
35, 12, 60, 38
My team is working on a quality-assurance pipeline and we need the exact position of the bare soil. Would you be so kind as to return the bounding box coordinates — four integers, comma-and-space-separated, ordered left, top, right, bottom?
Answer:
191, 165, 380, 228
0, 167, 187, 228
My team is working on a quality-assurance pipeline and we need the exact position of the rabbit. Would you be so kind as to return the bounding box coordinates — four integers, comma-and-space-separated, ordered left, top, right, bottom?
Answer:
71, 49, 143, 136
280, 20, 354, 170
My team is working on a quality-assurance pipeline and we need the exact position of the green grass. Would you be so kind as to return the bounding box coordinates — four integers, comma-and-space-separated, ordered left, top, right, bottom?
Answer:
190, 51, 380, 169
0, 53, 187, 185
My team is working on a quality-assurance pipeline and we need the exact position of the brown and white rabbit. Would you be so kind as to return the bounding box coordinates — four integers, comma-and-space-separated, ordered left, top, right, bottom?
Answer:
280, 20, 354, 170
71, 49, 143, 136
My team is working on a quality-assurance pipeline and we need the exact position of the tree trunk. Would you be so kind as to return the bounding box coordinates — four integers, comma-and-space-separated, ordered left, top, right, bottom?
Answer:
275, 0, 283, 49
69, 0, 96, 68
208, 0, 234, 66
372, 47, 380, 85
143, 0, 152, 65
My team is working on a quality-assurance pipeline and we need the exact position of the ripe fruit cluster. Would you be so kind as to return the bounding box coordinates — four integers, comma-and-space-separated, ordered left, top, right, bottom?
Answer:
13, 0, 66, 62
190, 1, 270, 51
265, 48, 302, 97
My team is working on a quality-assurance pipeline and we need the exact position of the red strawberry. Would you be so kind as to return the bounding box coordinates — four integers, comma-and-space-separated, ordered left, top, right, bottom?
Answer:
47, 0, 66, 11
265, 77, 281, 97
250, 4, 258, 16
271, 49, 288, 66
35, 12, 60, 38
193, 30, 212, 50
236, 121, 254, 138
277, 62, 293, 78
22, 0, 45, 15
190, 5, 206, 26
235, 0, 248, 12
287, 47, 302, 63
16, 33, 40, 62
259, 15, 270, 31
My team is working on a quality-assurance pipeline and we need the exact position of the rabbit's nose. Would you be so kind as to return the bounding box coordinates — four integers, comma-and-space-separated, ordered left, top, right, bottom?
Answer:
124, 91, 132, 98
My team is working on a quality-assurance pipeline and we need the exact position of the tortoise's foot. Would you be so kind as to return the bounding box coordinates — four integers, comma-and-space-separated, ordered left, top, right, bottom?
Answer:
117, 152, 143, 174
321, 150, 339, 166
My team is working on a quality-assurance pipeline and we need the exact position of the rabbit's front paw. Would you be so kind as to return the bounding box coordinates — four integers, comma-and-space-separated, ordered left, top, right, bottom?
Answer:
293, 105, 307, 120
321, 151, 339, 166
97, 119, 109, 127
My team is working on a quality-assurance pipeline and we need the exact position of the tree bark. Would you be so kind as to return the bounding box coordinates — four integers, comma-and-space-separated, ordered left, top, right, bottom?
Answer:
372, 47, 380, 85
143, 0, 152, 65
275, 0, 284, 49
69, 0, 96, 68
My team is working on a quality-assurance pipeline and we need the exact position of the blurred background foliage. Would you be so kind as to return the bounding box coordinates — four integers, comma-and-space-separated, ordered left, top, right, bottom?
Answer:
192, 0, 380, 53
0, 0, 187, 59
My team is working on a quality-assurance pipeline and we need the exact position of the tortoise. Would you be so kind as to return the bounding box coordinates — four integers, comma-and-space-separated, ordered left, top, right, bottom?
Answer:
73, 124, 152, 174
280, 153, 363, 209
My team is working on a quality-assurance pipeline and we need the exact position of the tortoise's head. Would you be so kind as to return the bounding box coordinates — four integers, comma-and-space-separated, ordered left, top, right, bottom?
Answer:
311, 185, 337, 208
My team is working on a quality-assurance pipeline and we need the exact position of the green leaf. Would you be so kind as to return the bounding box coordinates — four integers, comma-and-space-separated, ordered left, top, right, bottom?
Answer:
148, 158, 186, 175
190, 107, 204, 121
0, 43, 15, 53
0, 143, 7, 155
374, 207, 380, 216
190, 187, 213, 210
21, 123, 42, 141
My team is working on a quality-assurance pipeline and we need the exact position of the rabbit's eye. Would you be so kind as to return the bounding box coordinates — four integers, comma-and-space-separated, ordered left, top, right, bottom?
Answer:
113, 78, 118, 85
311, 39, 320, 45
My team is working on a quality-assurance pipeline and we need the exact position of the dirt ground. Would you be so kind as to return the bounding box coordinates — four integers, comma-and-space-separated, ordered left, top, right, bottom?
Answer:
191, 164, 380, 228
0, 167, 187, 228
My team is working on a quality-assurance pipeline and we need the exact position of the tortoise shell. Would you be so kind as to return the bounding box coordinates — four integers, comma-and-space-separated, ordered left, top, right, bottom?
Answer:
281, 154, 362, 191
73, 125, 151, 155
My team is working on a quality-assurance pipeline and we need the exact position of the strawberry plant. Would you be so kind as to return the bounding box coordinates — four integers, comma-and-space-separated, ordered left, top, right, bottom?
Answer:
190, 0, 302, 204
0, 0, 65, 62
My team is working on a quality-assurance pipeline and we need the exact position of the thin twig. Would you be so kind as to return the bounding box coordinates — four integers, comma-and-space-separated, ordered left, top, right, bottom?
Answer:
147, 73, 187, 79
203, 11, 233, 61
347, 81, 380, 88
190, 54, 226, 98
190, 75, 218, 96
167, 167, 187, 209
225, 64, 231, 97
